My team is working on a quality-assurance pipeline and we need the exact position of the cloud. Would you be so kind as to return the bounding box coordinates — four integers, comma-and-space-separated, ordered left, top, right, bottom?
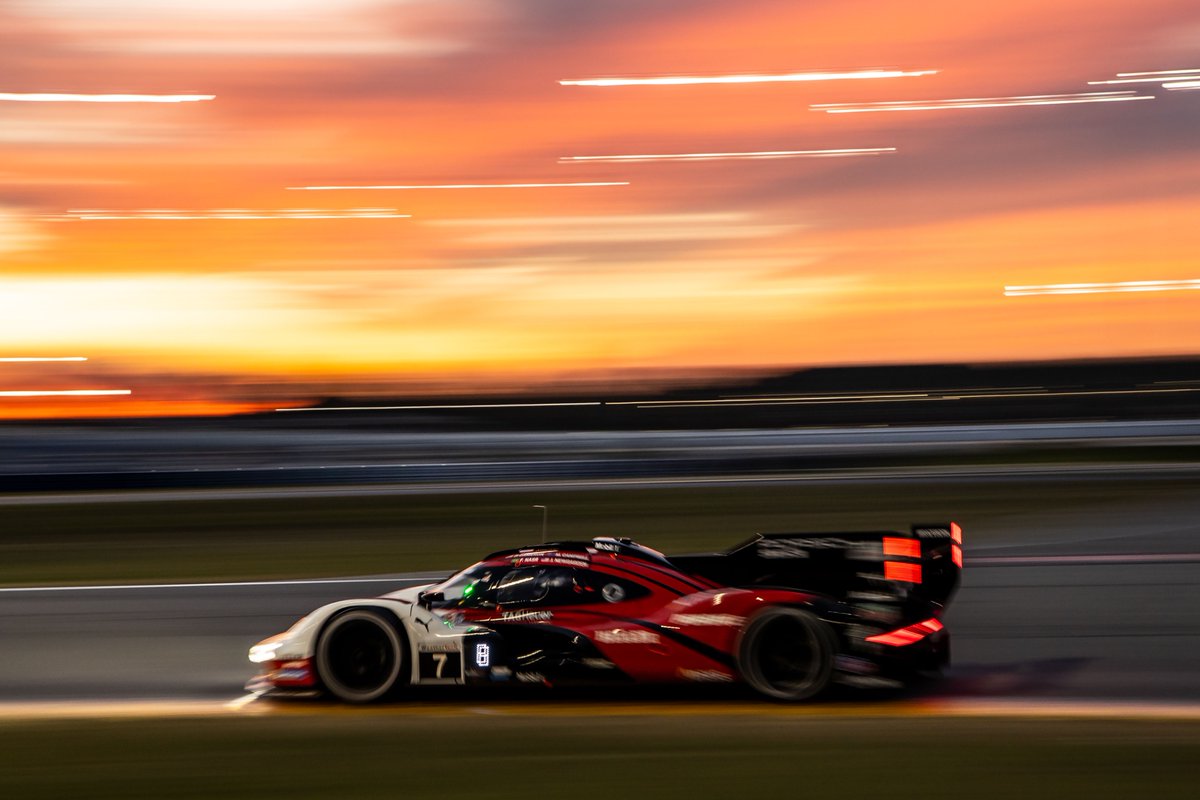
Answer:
0, 210, 49, 255
14, 0, 476, 58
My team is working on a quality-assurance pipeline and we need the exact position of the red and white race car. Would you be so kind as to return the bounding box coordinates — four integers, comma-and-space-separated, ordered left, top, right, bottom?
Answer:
248, 525, 962, 702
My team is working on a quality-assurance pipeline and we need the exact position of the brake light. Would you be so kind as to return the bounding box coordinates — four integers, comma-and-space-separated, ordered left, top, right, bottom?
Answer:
865, 618, 944, 646
950, 522, 963, 567
884, 560, 922, 583
883, 537, 921, 558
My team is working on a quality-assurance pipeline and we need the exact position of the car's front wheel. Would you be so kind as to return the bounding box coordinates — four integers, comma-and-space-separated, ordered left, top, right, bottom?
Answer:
315, 608, 407, 703
737, 607, 835, 701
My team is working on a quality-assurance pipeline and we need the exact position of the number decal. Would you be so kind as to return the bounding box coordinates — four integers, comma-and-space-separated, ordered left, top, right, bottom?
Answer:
418, 651, 462, 681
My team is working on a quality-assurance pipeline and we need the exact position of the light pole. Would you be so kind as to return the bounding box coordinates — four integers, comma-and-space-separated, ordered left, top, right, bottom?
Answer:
533, 504, 548, 543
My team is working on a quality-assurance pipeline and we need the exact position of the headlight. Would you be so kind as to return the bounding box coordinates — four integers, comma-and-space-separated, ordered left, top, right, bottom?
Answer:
248, 640, 283, 663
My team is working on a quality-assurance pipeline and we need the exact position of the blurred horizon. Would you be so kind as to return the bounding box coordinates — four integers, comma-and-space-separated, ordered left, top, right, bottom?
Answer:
3, 1, 1199, 419
0, 351, 1197, 420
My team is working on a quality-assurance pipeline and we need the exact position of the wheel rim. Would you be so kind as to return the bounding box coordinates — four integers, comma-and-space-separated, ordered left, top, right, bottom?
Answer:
756, 616, 821, 693
319, 612, 402, 700
740, 609, 832, 700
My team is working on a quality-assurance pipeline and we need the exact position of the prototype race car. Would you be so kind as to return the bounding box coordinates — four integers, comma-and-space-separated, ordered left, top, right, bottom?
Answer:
248, 523, 962, 702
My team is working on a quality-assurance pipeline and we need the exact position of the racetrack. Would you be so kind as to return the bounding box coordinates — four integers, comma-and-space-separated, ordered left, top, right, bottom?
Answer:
2, 471, 1197, 708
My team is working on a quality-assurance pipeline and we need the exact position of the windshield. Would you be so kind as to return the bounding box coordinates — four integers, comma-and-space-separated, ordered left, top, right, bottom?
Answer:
429, 564, 507, 608
428, 562, 649, 610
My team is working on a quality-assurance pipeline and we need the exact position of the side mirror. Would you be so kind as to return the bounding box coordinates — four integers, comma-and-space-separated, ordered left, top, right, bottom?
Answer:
418, 590, 445, 609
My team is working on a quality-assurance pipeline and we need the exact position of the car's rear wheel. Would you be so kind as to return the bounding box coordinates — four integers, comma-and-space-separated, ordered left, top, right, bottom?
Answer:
737, 607, 835, 701
315, 608, 407, 703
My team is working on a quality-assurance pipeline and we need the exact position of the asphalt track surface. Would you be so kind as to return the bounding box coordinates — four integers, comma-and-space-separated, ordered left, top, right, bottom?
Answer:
2, 471, 1198, 708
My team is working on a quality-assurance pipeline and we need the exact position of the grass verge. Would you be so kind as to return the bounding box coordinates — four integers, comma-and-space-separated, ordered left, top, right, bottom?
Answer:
1, 476, 1195, 585
0, 713, 1197, 799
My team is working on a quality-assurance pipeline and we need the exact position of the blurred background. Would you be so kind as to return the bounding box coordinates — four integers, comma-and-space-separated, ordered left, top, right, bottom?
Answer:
1, 2, 1199, 798
2, 0, 1198, 418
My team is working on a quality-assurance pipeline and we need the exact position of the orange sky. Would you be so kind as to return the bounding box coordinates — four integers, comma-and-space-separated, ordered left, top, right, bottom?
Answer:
2, 0, 1199, 417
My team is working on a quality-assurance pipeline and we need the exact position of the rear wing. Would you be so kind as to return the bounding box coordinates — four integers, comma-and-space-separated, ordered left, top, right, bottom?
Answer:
671, 522, 962, 610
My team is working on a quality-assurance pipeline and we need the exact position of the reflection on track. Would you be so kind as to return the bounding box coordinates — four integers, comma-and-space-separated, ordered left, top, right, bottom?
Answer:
5, 696, 1200, 722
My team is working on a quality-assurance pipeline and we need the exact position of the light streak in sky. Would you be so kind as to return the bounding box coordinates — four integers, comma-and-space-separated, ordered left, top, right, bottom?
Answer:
1089, 68, 1200, 86
276, 401, 603, 412
0, 390, 131, 397
1117, 68, 1200, 77
1088, 77, 1193, 85
425, 212, 787, 243
287, 182, 630, 190
812, 91, 1154, 113
559, 148, 895, 163
1004, 279, 1200, 297
1164, 81, 1200, 91
428, 212, 749, 227
559, 68, 936, 87
45, 209, 410, 221
614, 387, 1200, 408
0, 357, 88, 362
0, 93, 214, 103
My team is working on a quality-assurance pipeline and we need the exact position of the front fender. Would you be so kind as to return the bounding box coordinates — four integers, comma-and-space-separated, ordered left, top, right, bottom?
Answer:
250, 595, 424, 664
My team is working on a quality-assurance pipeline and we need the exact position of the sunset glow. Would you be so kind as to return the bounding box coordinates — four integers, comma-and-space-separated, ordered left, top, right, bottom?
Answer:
3, 1, 1199, 418
289, 182, 630, 190
46, 209, 411, 221
1004, 279, 1200, 297
0, 357, 88, 362
559, 148, 895, 163
559, 68, 937, 87
811, 91, 1156, 113
0, 93, 215, 103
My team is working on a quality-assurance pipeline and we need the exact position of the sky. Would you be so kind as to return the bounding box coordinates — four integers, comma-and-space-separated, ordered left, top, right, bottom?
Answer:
2, 0, 1199, 417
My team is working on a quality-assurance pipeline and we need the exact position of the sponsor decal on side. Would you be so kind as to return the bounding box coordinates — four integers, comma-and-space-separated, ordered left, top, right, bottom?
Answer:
512, 551, 590, 567
500, 609, 554, 622
601, 583, 626, 603
271, 661, 314, 684
834, 655, 878, 675
914, 528, 951, 539
758, 537, 855, 558
852, 603, 900, 624
581, 657, 617, 670
596, 628, 660, 645
669, 613, 744, 627
678, 668, 733, 683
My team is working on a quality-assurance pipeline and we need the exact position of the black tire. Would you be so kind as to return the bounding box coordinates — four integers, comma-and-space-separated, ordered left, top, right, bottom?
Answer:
737, 607, 836, 701
315, 608, 407, 703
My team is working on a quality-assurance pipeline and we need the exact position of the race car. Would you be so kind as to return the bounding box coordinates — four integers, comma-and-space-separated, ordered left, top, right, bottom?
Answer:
248, 523, 962, 702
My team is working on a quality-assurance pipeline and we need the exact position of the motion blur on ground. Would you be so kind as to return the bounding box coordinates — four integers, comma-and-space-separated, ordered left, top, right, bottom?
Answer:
3, 1, 1200, 798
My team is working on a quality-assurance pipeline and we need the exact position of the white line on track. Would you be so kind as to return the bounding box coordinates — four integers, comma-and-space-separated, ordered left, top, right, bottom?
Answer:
225, 693, 262, 711
3, 551, 1195, 595
918, 699, 1200, 721
3, 462, 1200, 506
3, 696, 1200, 721
0, 575, 440, 594
971, 553, 1200, 565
